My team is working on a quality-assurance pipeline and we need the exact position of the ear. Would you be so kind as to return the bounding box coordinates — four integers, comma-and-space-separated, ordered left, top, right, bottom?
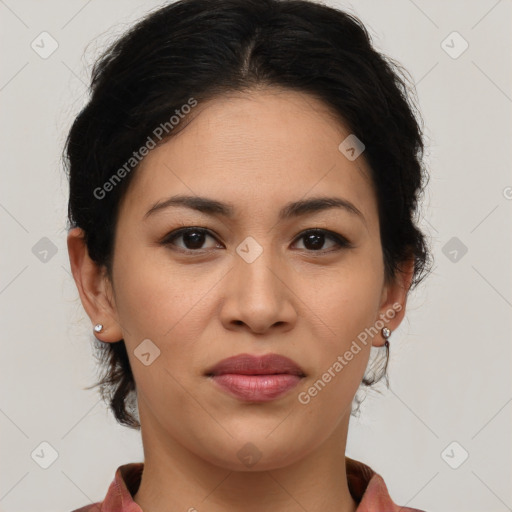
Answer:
67, 227, 124, 343
373, 257, 415, 347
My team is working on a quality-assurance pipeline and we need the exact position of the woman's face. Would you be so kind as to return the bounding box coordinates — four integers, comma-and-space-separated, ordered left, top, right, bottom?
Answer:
88, 88, 410, 470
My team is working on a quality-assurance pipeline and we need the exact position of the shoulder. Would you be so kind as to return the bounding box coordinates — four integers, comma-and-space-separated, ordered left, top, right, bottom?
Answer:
346, 456, 427, 512
362, 472, 427, 512
69, 462, 143, 512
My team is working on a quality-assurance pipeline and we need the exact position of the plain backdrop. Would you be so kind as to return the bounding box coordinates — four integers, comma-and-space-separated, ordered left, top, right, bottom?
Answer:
0, 1, 511, 511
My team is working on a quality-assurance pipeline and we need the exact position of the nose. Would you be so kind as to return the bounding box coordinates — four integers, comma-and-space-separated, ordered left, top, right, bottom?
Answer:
219, 243, 298, 335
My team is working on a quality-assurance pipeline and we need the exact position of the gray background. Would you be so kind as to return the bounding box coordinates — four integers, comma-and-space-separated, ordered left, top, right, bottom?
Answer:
0, 0, 511, 511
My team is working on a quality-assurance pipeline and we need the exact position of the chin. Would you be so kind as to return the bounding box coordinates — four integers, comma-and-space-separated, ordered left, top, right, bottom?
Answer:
195, 431, 311, 472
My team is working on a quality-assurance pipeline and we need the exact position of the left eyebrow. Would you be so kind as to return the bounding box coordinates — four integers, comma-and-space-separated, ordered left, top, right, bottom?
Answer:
143, 194, 366, 225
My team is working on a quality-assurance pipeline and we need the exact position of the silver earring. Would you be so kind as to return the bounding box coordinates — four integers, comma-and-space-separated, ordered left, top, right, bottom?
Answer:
94, 324, 104, 333
381, 327, 391, 348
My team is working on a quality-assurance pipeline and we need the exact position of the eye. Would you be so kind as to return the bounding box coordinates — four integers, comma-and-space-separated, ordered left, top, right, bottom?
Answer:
292, 229, 352, 252
161, 227, 221, 252
161, 227, 352, 254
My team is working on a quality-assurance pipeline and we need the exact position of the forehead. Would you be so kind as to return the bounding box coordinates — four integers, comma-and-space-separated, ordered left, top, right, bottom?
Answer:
119, 88, 378, 224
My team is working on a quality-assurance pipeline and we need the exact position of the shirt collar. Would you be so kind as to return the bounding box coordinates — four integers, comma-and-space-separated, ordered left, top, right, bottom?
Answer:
88, 457, 425, 512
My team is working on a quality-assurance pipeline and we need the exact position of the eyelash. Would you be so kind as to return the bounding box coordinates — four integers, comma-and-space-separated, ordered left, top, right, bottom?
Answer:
160, 226, 353, 255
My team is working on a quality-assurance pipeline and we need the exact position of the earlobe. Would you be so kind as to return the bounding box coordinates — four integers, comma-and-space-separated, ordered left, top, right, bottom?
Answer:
67, 227, 124, 343
373, 258, 415, 347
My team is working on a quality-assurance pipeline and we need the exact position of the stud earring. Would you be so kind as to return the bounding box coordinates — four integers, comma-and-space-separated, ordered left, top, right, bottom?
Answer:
94, 324, 104, 333
381, 327, 391, 349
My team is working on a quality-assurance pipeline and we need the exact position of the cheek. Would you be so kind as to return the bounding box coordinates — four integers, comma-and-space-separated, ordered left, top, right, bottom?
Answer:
111, 250, 215, 407
112, 240, 210, 335
296, 248, 384, 398
306, 246, 384, 334
111, 243, 227, 395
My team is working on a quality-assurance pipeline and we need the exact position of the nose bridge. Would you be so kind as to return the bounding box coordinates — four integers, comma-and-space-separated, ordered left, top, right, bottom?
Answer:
220, 233, 296, 332
234, 234, 281, 296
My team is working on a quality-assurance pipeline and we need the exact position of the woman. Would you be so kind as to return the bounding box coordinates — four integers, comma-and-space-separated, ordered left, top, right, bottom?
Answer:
65, 0, 432, 510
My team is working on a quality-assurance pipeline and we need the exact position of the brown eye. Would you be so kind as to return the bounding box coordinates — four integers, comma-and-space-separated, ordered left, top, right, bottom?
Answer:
162, 227, 221, 251
161, 227, 352, 255
293, 229, 351, 252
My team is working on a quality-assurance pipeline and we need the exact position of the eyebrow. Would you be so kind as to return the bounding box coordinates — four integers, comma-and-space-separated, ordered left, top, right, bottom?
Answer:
144, 194, 365, 224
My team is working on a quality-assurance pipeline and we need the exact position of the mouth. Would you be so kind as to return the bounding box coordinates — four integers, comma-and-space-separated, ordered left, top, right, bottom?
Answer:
205, 353, 306, 402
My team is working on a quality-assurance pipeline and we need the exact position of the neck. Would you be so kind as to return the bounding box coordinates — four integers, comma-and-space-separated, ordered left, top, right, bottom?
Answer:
133, 407, 358, 512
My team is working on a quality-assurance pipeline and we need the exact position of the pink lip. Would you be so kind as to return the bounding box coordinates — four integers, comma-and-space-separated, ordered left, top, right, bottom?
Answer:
205, 353, 305, 402
210, 374, 302, 402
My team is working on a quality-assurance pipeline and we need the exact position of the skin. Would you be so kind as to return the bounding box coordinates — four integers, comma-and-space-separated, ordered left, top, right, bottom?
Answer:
67, 87, 414, 512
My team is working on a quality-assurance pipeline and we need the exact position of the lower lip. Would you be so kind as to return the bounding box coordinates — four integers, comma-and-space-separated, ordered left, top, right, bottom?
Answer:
210, 374, 302, 402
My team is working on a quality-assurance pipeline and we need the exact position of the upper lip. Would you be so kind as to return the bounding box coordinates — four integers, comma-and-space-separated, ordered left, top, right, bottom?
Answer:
205, 353, 306, 377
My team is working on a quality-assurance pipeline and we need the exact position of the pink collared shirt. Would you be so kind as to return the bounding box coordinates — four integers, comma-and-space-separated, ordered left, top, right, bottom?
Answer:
71, 457, 426, 512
